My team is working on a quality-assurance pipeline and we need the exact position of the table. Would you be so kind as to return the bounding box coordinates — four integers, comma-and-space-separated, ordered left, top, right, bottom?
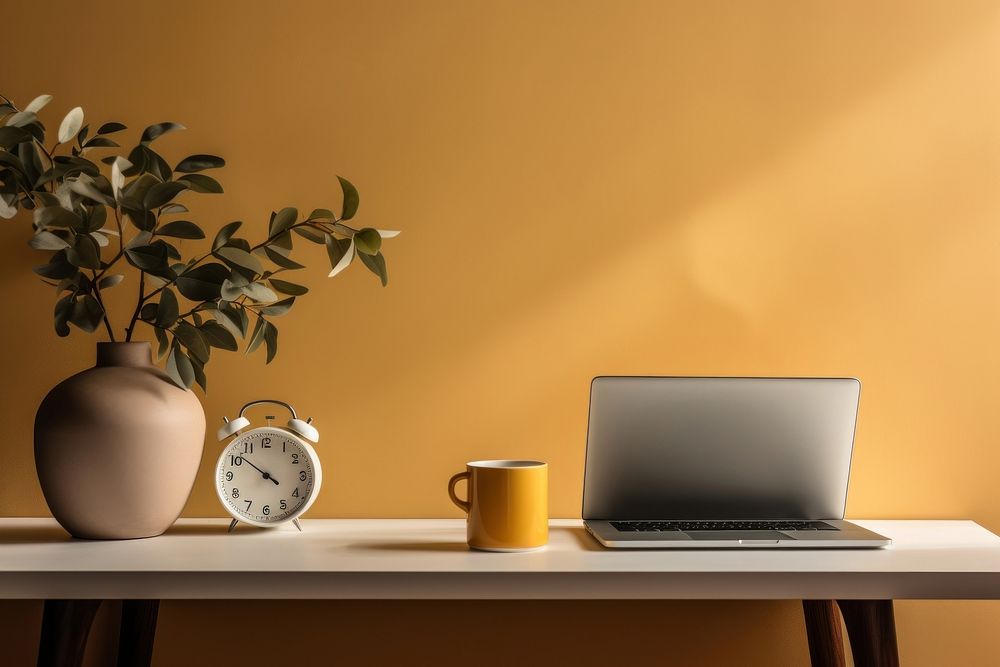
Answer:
3, 518, 999, 667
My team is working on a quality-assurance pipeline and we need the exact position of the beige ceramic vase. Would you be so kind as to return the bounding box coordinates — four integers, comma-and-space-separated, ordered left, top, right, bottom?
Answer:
34, 342, 206, 539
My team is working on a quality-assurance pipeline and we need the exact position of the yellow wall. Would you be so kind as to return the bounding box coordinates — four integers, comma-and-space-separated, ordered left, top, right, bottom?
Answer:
2, 0, 1000, 664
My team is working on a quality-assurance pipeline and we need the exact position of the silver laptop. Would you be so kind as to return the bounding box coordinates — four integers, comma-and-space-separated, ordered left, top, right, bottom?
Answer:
582, 377, 890, 548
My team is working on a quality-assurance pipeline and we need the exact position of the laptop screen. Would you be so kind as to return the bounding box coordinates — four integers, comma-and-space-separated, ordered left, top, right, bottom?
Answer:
581, 377, 860, 520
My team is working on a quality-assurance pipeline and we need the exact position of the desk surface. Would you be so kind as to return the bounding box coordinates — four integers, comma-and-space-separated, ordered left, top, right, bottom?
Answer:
1, 518, 998, 600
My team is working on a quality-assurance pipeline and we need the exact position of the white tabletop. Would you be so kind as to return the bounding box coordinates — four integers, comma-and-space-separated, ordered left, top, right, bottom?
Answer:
1, 519, 998, 600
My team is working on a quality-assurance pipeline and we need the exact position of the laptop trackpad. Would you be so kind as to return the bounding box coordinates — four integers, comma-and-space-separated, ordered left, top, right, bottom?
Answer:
686, 530, 790, 541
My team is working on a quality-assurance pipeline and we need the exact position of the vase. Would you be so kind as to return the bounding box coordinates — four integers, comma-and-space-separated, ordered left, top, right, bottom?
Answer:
34, 342, 205, 539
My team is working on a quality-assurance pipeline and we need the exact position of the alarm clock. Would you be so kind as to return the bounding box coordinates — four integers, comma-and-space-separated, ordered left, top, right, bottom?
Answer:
215, 399, 322, 532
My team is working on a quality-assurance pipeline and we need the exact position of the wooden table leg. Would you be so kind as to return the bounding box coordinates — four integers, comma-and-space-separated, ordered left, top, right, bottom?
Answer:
837, 599, 899, 667
117, 600, 160, 667
802, 600, 846, 667
37, 599, 103, 667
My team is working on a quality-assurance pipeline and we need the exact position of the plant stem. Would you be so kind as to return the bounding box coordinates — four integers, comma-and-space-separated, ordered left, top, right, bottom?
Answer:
124, 271, 145, 341
89, 272, 116, 342
119, 216, 348, 340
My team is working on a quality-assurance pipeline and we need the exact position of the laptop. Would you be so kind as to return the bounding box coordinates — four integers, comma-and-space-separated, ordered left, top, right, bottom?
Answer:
582, 377, 890, 548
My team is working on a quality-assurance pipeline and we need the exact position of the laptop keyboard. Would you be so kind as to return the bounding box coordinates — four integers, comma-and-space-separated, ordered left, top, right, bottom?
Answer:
609, 520, 838, 532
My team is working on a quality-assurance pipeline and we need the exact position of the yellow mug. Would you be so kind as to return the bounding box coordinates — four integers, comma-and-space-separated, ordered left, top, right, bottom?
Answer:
448, 460, 549, 552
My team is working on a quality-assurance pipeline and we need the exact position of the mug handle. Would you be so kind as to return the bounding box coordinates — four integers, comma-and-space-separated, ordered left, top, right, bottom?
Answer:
448, 471, 471, 513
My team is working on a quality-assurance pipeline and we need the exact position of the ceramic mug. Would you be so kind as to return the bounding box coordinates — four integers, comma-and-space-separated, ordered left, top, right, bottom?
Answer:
447, 459, 548, 551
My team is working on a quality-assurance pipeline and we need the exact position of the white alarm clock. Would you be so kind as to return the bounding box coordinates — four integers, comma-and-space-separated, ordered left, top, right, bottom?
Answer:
215, 399, 322, 532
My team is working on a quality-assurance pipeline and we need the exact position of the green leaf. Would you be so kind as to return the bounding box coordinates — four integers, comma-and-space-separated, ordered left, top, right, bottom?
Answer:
58, 107, 84, 144
292, 226, 326, 244
96, 122, 127, 135
144, 147, 173, 182
159, 203, 189, 215
141, 122, 185, 145
157, 220, 205, 239
98, 274, 125, 290
216, 302, 248, 336
67, 234, 101, 269
308, 208, 336, 220
34, 206, 82, 229
156, 287, 179, 328
83, 137, 119, 150
154, 327, 170, 359
173, 321, 210, 363
29, 231, 69, 250
5, 111, 38, 129
269, 278, 309, 296
221, 274, 248, 301
337, 175, 360, 220
177, 173, 223, 193
0, 149, 27, 177
263, 321, 278, 364
34, 251, 77, 280
69, 177, 115, 206
0, 126, 31, 148
190, 356, 207, 392
54, 294, 73, 337
124, 242, 169, 272
25, 94, 53, 114
325, 235, 354, 277
260, 297, 295, 316
84, 203, 108, 232
263, 246, 305, 270
269, 207, 297, 236
212, 221, 242, 250
125, 207, 156, 232
140, 303, 159, 322
174, 154, 225, 172
69, 294, 103, 332
246, 316, 267, 354
175, 262, 230, 301
166, 344, 195, 389
354, 227, 382, 256
145, 180, 188, 209
216, 246, 263, 274
269, 231, 292, 254
199, 321, 238, 351
242, 282, 278, 303
359, 251, 389, 286
126, 231, 153, 249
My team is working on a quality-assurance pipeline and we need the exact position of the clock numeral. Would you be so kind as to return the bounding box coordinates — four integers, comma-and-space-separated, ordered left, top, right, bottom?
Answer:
280, 500, 287, 510
231, 488, 239, 499
263, 505, 270, 516
244, 500, 252, 511
282, 442, 286, 453
299, 470, 307, 481
291, 453, 299, 465
230, 455, 243, 466
243, 442, 253, 454
262, 437, 272, 449
225, 471, 233, 481
292, 488, 300, 498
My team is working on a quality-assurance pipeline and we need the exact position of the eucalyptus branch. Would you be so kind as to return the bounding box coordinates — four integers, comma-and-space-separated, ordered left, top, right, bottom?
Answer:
2, 91, 393, 390
249, 218, 327, 252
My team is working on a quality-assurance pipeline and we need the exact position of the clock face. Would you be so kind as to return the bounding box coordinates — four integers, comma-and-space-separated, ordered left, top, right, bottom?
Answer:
215, 428, 321, 525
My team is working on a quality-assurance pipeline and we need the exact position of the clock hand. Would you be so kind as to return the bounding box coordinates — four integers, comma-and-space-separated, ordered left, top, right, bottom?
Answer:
239, 456, 280, 485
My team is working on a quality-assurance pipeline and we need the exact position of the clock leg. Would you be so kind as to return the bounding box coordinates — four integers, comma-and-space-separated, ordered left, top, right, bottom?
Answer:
228, 518, 239, 533
293, 518, 303, 532
117, 600, 159, 667
37, 599, 102, 667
